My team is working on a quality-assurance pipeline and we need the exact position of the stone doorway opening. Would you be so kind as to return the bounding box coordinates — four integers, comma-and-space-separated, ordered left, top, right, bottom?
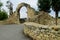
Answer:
19, 6, 28, 23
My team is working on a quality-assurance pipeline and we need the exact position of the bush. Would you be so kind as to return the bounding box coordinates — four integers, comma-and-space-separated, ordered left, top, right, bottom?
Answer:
0, 10, 8, 20
58, 17, 60, 19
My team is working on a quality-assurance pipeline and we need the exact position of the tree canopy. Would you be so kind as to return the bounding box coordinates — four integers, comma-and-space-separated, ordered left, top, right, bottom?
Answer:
37, 0, 51, 12
52, 0, 60, 25
0, 1, 8, 20
0, 1, 3, 10
0, 10, 8, 20
6, 0, 13, 15
52, 0, 60, 11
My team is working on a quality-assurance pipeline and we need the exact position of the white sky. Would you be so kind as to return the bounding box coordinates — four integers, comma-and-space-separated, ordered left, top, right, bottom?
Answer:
1, 0, 60, 18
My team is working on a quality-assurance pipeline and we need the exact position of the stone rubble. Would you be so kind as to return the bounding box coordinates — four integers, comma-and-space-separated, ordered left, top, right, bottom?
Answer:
29, 11, 54, 25
23, 22, 60, 40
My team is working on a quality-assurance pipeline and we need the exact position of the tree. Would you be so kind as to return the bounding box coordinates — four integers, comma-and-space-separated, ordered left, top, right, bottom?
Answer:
0, 10, 8, 20
0, 0, 8, 20
52, 0, 60, 25
37, 0, 51, 13
0, 1, 3, 10
6, 0, 13, 15
37, 0, 60, 25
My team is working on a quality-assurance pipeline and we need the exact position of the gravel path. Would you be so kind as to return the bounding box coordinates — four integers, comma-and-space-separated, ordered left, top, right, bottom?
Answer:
0, 24, 31, 40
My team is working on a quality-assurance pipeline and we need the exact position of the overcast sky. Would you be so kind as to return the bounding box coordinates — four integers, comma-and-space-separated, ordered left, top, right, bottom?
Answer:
1, 0, 59, 18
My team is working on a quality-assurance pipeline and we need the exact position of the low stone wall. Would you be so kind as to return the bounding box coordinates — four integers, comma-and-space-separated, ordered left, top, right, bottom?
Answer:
23, 22, 60, 40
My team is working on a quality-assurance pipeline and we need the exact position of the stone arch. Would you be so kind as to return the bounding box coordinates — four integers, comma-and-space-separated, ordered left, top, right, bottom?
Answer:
16, 3, 35, 22
16, 3, 30, 19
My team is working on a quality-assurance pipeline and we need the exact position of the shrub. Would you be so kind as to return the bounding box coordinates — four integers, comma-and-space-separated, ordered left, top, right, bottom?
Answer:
0, 10, 8, 20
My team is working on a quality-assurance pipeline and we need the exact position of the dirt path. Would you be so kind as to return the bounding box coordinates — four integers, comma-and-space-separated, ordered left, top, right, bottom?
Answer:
0, 24, 31, 40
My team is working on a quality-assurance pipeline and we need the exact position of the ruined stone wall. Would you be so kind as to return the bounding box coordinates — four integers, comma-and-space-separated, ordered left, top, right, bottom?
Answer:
0, 3, 54, 24
15, 3, 36, 22
27, 11, 54, 25
24, 22, 60, 40
26, 6, 36, 19
0, 3, 36, 24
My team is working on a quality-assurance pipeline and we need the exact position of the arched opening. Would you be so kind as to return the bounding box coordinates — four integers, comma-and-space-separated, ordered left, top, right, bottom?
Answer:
16, 3, 32, 23
19, 6, 28, 23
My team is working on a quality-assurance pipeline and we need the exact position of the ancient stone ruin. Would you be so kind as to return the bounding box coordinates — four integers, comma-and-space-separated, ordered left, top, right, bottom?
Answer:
0, 2, 60, 40
23, 22, 60, 40
0, 3, 36, 24
0, 3, 54, 25
15, 3, 36, 22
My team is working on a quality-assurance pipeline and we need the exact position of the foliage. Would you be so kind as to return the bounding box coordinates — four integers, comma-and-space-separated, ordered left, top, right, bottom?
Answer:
37, 0, 51, 13
6, 0, 13, 15
0, 10, 8, 20
52, 0, 60, 11
52, 0, 60, 25
0, 2, 3, 7
0, 1, 3, 10
58, 16, 60, 19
